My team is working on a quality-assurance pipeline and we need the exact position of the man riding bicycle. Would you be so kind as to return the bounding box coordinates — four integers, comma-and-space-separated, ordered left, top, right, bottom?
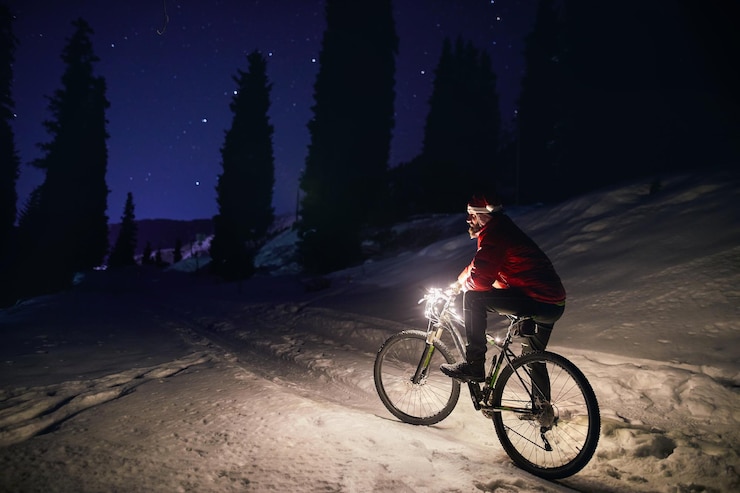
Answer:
440, 194, 566, 386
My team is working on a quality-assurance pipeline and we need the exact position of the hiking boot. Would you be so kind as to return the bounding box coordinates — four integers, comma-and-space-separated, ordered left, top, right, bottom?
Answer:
440, 361, 485, 382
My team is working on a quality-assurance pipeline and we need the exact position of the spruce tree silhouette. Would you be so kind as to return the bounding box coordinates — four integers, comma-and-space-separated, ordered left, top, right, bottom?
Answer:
173, 238, 183, 264
298, 0, 398, 275
0, 3, 20, 306
516, 0, 562, 204
210, 50, 275, 281
108, 192, 138, 268
389, 37, 501, 216
141, 242, 153, 266
554, 0, 738, 197
16, 18, 110, 296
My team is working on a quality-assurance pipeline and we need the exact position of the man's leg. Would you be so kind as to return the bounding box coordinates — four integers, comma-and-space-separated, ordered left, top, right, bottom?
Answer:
440, 291, 489, 381
522, 324, 553, 404
522, 303, 564, 405
441, 289, 534, 382
463, 290, 489, 364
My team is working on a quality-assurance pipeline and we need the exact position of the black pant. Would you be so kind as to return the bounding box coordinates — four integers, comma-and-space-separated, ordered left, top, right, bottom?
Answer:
463, 289, 565, 401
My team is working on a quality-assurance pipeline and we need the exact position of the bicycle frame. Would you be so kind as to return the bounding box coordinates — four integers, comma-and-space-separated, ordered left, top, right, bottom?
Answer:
373, 289, 600, 479
419, 289, 537, 415
376, 288, 601, 478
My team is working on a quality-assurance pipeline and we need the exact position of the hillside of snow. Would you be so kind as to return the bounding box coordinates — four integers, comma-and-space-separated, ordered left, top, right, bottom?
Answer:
0, 170, 738, 492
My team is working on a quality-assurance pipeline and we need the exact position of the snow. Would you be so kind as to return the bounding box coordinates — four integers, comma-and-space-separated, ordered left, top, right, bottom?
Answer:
1, 170, 738, 492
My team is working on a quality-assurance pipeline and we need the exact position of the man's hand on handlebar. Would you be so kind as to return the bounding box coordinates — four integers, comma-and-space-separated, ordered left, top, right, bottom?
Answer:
445, 281, 462, 297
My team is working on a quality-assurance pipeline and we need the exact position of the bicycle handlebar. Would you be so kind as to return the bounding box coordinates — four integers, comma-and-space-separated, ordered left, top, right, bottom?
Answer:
420, 288, 459, 322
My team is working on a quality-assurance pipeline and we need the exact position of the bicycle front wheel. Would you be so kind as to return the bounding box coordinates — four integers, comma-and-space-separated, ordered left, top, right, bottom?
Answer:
374, 330, 460, 425
491, 351, 600, 479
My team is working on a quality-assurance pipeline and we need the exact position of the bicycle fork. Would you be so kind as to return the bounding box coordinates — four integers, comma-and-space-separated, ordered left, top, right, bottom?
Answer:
412, 324, 447, 384
412, 343, 435, 384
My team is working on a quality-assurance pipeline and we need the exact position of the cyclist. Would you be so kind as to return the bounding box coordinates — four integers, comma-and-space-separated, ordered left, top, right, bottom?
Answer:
440, 194, 566, 389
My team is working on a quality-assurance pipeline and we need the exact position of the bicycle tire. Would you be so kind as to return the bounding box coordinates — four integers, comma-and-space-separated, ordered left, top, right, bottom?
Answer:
374, 330, 460, 425
491, 351, 600, 479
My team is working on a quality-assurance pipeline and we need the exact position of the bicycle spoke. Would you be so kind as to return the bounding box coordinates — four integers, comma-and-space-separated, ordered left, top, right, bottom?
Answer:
374, 290, 598, 480
374, 331, 460, 426
491, 351, 600, 479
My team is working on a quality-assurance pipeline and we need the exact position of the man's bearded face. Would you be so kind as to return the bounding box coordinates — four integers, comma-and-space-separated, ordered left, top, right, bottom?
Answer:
467, 213, 484, 238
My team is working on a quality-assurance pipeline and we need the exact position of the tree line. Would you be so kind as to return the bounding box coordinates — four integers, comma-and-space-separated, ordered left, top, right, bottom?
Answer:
1, 0, 738, 305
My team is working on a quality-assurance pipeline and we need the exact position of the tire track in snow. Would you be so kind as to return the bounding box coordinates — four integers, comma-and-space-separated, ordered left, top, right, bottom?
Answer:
0, 351, 212, 447
166, 301, 412, 412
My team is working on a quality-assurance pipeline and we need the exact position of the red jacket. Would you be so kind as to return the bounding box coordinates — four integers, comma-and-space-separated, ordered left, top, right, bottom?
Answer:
458, 213, 566, 305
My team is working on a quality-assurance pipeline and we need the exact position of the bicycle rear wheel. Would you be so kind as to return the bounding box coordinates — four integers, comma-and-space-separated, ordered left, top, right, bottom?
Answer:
491, 351, 600, 479
374, 330, 460, 425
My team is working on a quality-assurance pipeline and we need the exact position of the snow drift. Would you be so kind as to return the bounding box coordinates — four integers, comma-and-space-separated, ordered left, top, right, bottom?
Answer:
0, 170, 738, 492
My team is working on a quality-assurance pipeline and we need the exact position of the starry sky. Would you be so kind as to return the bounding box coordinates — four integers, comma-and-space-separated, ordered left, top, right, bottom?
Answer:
8, 0, 536, 221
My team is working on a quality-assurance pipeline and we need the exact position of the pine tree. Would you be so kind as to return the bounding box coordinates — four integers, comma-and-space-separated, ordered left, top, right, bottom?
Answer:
556, 0, 709, 197
141, 241, 153, 266
298, 0, 398, 274
173, 238, 183, 264
0, 3, 19, 306
154, 248, 165, 268
210, 50, 275, 281
393, 37, 501, 214
16, 18, 109, 295
0, 4, 19, 254
516, 0, 563, 204
108, 192, 137, 268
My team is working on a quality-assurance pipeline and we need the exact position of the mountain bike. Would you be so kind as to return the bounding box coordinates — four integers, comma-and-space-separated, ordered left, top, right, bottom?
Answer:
373, 288, 600, 480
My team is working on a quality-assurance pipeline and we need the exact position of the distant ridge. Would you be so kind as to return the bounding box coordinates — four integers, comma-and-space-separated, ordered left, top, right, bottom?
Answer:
108, 218, 214, 255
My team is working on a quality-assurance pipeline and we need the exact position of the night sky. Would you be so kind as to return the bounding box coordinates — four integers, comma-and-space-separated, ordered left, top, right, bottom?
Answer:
8, 0, 535, 221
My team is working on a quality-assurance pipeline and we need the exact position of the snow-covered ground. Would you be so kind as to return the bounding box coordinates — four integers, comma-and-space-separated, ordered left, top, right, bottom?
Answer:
1, 170, 738, 492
